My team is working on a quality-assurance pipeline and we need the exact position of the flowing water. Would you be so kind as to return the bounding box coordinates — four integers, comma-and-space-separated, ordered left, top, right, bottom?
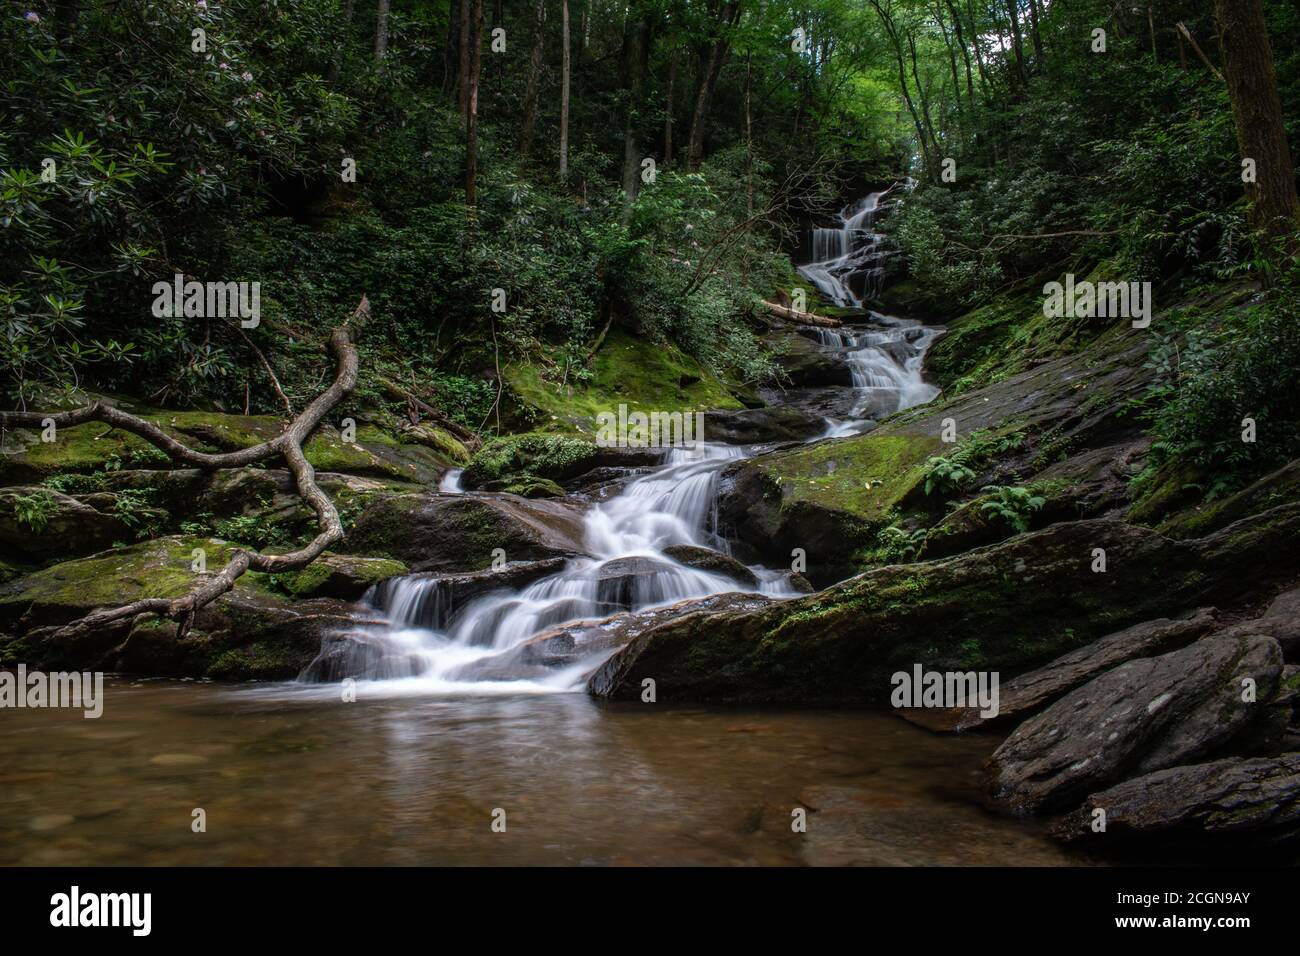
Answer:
0, 193, 1079, 866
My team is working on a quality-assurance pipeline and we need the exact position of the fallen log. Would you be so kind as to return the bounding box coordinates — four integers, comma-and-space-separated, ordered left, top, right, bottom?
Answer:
379, 378, 481, 450
761, 300, 843, 328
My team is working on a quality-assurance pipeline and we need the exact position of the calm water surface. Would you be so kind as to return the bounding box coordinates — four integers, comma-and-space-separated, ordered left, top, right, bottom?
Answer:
0, 678, 1081, 866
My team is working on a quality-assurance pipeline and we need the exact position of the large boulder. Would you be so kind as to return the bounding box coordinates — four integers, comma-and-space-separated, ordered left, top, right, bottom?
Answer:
763, 326, 854, 388
275, 553, 409, 600
0, 486, 133, 560
589, 505, 1300, 705
900, 609, 1220, 732
984, 633, 1284, 815
703, 407, 825, 445
661, 544, 758, 587
345, 492, 589, 572
0, 536, 373, 679
1052, 754, 1300, 848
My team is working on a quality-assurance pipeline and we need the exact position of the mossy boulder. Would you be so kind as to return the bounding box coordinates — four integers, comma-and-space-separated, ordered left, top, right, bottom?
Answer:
0, 486, 134, 561
345, 492, 589, 572
717, 432, 940, 585
462, 433, 601, 490
590, 504, 1300, 705
502, 329, 744, 433
274, 553, 408, 600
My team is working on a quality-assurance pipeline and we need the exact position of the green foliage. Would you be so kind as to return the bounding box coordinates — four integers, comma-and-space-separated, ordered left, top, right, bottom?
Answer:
922, 456, 975, 497
978, 485, 1045, 533
922, 428, 1024, 496
213, 514, 289, 549
10, 489, 56, 532
1140, 282, 1300, 498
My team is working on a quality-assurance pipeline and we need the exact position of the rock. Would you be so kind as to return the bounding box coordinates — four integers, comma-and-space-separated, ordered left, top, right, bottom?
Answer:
1213, 586, 1300, 663
276, 553, 409, 600
661, 544, 758, 587
716, 432, 941, 586
589, 505, 1300, 705
344, 492, 589, 572
0, 486, 133, 560
364, 558, 569, 628
983, 633, 1284, 815
762, 326, 854, 388
0, 536, 376, 679
462, 433, 601, 490
1053, 754, 1300, 847
703, 406, 825, 445
900, 609, 1219, 732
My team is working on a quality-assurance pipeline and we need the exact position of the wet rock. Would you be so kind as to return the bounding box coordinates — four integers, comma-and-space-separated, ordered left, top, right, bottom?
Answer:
661, 544, 758, 587
703, 406, 825, 445
763, 327, 854, 388
365, 558, 569, 629
1053, 754, 1300, 847
1213, 586, 1300, 663
0, 486, 132, 560
984, 633, 1284, 815
345, 493, 589, 572
901, 609, 1220, 732
462, 433, 602, 489
463, 592, 776, 684
276, 553, 409, 600
589, 506, 1300, 705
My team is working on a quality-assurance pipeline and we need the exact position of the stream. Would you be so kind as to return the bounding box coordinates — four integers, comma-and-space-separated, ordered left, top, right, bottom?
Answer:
0, 191, 1083, 866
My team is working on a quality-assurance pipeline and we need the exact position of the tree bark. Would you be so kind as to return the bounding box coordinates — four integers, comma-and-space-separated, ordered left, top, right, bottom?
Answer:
663, 46, 678, 167
619, 7, 652, 210
519, 0, 547, 156
1215, 0, 1300, 260
465, 0, 484, 206
458, 0, 472, 114
560, 0, 571, 177
374, 0, 390, 60
686, 1, 740, 170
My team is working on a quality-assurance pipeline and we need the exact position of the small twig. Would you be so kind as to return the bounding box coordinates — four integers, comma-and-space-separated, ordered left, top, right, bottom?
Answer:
1176, 22, 1225, 83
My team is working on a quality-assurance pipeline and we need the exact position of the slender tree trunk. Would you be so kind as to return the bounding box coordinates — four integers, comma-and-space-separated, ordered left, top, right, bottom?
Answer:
466, 0, 484, 207
1028, 0, 1045, 63
560, 0, 571, 177
687, 1, 740, 170
1215, 0, 1300, 261
1004, 0, 1025, 84
374, 0, 390, 60
442, 0, 460, 96
619, 9, 652, 211
328, 0, 356, 85
458, 0, 472, 114
519, 0, 547, 155
663, 47, 678, 167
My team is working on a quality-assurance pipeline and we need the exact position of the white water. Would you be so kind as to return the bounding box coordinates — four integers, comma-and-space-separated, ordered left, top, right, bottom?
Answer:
438, 468, 464, 494
301, 191, 940, 695
797, 189, 897, 308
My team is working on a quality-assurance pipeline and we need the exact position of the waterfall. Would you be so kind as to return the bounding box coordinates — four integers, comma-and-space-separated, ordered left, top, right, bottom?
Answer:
300, 189, 939, 695
302, 443, 794, 692
796, 189, 896, 308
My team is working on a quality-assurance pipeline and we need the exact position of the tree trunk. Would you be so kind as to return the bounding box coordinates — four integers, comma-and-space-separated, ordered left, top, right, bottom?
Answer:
1216, 0, 1300, 261
328, 0, 356, 85
519, 0, 546, 155
663, 47, 678, 167
374, 0, 390, 60
1028, 0, 1045, 64
687, 1, 740, 170
466, 0, 484, 207
442, 0, 460, 96
560, 0, 571, 177
458, 0, 472, 114
619, 9, 652, 211
1004, 0, 1025, 85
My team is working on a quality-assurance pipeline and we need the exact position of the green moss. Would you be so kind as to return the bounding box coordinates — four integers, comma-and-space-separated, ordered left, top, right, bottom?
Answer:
463, 432, 599, 488
504, 329, 743, 433
206, 641, 307, 681
762, 432, 943, 521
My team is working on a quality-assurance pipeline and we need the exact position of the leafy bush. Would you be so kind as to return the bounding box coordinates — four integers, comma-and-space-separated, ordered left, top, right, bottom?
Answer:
978, 485, 1046, 533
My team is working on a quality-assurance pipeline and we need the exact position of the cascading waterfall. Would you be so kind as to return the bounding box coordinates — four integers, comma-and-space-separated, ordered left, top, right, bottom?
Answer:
302, 443, 792, 692
300, 189, 940, 695
797, 190, 895, 308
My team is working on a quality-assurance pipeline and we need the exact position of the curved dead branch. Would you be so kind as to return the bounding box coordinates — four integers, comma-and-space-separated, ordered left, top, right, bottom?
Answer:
0, 297, 370, 642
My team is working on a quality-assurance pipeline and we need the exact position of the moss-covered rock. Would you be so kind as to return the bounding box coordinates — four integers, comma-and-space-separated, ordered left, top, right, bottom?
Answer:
274, 553, 408, 600
589, 504, 1300, 705
462, 433, 601, 489
502, 329, 744, 433
345, 492, 589, 572
0, 486, 134, 561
